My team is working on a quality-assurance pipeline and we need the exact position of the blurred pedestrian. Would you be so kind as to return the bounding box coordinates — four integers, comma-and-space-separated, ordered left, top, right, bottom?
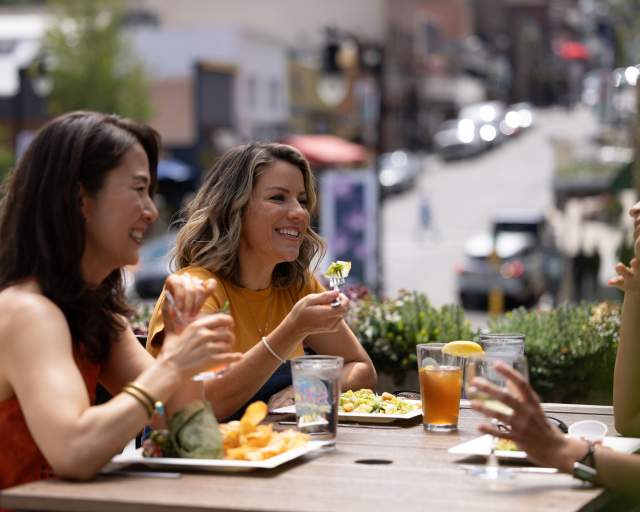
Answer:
416, 191, 442, 241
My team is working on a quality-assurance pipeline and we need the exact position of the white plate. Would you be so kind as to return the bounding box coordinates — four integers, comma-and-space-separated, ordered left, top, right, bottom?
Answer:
105, 440, 331, 473
272, 399, 423, 424
448, 435, 640, 461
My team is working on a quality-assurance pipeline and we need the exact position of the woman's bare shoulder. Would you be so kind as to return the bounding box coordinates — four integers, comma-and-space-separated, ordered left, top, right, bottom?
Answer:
0, 283, 68, 338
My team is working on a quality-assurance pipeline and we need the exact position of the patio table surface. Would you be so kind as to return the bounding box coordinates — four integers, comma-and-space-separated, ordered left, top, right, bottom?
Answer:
0, 402, 634, 512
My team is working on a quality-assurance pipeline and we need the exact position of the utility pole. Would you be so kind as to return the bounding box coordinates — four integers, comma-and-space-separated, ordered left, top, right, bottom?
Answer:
488, 245, 504, 316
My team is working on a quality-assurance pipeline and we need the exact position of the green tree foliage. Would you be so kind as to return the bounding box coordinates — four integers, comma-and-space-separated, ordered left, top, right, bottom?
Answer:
346, 290, 475, 384
0, 128, 14, 196
488, 302, 620, 404
0, 0, 45, 5
43, 0, 151, 121
606, 0, 640, 65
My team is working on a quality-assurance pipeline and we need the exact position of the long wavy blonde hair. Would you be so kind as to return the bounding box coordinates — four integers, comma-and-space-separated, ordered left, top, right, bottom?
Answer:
173, 142, 325, 289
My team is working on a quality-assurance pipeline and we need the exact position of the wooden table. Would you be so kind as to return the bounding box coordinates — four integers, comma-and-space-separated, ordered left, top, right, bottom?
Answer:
0, 403, 635, 512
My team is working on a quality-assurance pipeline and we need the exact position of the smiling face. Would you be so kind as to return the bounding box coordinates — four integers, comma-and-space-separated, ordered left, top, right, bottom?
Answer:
81, 143, 159, 284
239, 159, 310, 281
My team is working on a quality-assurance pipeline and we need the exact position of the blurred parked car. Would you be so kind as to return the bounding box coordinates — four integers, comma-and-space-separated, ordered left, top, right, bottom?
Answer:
128, 232, 176, 299
456, 231, 546, 309
458, 101, 507, 147
377, 150, 422, 197
433, 118, 487, 160
456, 209, 557, 309
492, 209, 550, 244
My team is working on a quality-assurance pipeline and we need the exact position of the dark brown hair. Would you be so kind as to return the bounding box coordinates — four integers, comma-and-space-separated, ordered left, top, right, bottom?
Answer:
0, 111, 160, 363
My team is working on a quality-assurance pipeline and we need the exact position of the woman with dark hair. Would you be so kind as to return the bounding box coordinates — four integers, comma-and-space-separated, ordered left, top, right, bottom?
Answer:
0, 111, 241, 489
146, 142, 376, 420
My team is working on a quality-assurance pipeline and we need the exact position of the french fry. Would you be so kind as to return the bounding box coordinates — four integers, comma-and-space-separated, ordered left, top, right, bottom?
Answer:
220, 400, 309, 461
240, 401, 268, 428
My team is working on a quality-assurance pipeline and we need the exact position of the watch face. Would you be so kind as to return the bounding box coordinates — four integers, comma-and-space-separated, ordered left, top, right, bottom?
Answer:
573, 461, 597, 483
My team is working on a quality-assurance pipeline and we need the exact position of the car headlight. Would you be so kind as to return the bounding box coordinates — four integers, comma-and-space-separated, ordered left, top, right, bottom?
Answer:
457, 119, 476, 143
519, 111, 533, 128
505, 111, 520, 129
479, 124, 497, 142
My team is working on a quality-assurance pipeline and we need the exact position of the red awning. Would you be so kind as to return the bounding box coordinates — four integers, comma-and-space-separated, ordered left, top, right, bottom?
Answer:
281, 135, 368, 167
557, 41, 589, 61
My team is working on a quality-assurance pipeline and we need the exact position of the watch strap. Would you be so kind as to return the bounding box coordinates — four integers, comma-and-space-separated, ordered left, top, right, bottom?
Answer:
573, 461, 597, 483
572, 440, 597, 483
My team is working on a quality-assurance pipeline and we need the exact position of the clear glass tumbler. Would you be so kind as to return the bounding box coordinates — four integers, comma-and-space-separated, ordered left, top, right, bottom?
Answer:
291, 355, 344, 444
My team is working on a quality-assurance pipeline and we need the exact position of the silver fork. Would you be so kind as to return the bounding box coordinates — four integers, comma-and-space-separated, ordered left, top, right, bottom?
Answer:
329, 272, 344, 308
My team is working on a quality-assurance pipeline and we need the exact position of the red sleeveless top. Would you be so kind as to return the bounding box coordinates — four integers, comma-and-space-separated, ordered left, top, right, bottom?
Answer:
0, 351, 101, 492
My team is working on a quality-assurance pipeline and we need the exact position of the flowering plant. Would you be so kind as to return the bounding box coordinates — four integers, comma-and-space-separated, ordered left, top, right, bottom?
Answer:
487, 302, 620, 404
346, 289, 475, 384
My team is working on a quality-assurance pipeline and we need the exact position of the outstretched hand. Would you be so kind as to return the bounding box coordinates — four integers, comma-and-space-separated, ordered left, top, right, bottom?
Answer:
471, 362, 573, 470
608, 259, 640, 294
608, 201, 640, 293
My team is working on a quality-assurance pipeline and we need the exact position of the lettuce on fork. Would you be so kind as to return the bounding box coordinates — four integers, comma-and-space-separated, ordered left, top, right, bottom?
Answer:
324, 260, 352, 279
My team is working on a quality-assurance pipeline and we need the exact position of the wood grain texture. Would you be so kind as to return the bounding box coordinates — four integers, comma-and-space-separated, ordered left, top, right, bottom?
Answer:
0, 404, 621, 512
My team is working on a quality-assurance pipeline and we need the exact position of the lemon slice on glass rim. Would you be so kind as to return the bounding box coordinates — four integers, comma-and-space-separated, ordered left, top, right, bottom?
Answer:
441, 340, 484, 357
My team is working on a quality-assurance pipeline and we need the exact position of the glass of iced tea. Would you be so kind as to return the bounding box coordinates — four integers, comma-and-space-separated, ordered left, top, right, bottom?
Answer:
417, 343, 463, 432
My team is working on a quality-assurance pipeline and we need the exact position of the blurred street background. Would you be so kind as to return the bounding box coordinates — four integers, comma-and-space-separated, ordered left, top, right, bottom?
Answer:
0, 0, 638, 321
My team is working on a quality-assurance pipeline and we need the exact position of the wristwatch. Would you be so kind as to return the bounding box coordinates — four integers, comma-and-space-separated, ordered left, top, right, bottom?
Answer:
572, 440, 597, 483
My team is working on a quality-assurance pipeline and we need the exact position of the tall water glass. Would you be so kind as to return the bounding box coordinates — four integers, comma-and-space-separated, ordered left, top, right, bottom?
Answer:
465, 353, 529, 480
478, 333, 525, 359
291, 355, 343, 444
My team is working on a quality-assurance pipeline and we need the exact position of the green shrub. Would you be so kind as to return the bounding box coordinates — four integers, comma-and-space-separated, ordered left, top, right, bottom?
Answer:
0, 127, 15, 197
129, 301, 153, 336
346, 290, 476, 384
487, 302, 620, 404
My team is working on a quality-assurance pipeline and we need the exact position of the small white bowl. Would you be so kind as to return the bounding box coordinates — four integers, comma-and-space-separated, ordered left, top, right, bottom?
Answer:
567, 420, 608, 442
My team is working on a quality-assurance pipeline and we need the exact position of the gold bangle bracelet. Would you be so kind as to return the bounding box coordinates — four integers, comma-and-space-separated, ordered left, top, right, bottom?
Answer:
127, 382, 156, 407
122, 386, 153, 418
124, 386, 153, 418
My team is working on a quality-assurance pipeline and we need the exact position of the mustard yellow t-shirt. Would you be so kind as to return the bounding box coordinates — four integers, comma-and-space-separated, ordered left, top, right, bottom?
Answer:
146, 266, 325, 358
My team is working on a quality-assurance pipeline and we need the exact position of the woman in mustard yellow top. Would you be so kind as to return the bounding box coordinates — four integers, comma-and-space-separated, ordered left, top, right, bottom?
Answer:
147, 142, 376, 420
